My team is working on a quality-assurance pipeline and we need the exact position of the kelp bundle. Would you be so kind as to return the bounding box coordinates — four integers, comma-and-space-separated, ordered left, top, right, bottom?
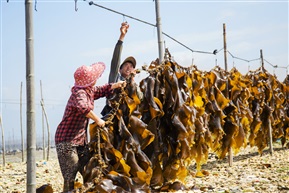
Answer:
80, 50, 289, 192
82, 77, 154, 192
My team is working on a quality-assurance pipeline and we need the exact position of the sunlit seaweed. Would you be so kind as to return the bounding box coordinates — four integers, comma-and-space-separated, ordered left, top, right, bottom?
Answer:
75, 49, 289, 192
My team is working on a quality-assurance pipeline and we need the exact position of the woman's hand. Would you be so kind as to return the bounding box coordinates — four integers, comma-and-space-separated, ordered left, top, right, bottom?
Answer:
96, 119, 105, 127
111, 81, 126, 89
86, 110, 105, 127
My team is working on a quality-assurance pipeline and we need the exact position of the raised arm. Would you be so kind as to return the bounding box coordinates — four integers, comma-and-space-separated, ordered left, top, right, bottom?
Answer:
109, 22, 130, 83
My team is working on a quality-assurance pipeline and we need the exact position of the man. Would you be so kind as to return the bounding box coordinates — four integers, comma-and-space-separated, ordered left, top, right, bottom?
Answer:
101, 22, 142, 116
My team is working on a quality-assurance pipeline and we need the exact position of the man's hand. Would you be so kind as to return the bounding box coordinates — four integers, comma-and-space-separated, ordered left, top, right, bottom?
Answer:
119, 22, 129, 41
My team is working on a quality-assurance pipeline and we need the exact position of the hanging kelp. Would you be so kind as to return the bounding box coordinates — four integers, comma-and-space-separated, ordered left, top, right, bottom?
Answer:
77, 49, 288, 193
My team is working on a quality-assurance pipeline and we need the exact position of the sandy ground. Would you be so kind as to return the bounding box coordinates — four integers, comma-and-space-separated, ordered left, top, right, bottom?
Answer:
0, 143, 288, 193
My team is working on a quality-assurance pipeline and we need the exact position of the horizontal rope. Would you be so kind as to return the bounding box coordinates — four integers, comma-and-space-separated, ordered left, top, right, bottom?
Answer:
84, 0, 216, 55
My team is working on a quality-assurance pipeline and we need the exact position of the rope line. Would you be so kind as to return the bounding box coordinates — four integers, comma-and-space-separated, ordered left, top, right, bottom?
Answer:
227, 50, 288, 71
84, 0, 287, 68
162, 32, 217, 55
6, 0, 285, 70
84, 0, 286, 70
227, 50, 257, 63
84, 0, 216, 55
85, 0, 156, 27
264, 59, 278, 68
264, 59, 289, 70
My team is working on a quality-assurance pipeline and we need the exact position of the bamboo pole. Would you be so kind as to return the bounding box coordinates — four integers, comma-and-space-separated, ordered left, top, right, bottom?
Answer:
223, 23, 233, 166
155, 0, 164, 64
12, 127, 15, 151
260, 49, 273, 155
268, 119, 274, 155
0, 115, 5, 166
25, 0, 36, 191
40, 96, 51, 160
223, 23, 228, 71
260, 49, 264, 71
40, 80, 45, 160
20, 82, 24, 162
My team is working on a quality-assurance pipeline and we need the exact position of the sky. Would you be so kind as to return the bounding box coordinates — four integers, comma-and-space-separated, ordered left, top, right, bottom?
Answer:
0, 0, 288, 149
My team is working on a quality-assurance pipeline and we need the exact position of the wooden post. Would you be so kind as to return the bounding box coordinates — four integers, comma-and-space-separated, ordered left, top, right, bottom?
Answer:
25, 0, 36, 191
268, 119, 273, 155
0, 115, 5, 166
40, 101, 50, 161
223, 23, 233, 166
260, 49, 264, 71
155, 0, 164, 63
40, 80, 45, 160
260, 50, 273, 155
20, 82, 25, 162
223, 23, 228, 71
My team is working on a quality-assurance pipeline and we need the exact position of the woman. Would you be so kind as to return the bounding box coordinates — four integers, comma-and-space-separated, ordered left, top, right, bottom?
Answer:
55, 62, 125, 192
